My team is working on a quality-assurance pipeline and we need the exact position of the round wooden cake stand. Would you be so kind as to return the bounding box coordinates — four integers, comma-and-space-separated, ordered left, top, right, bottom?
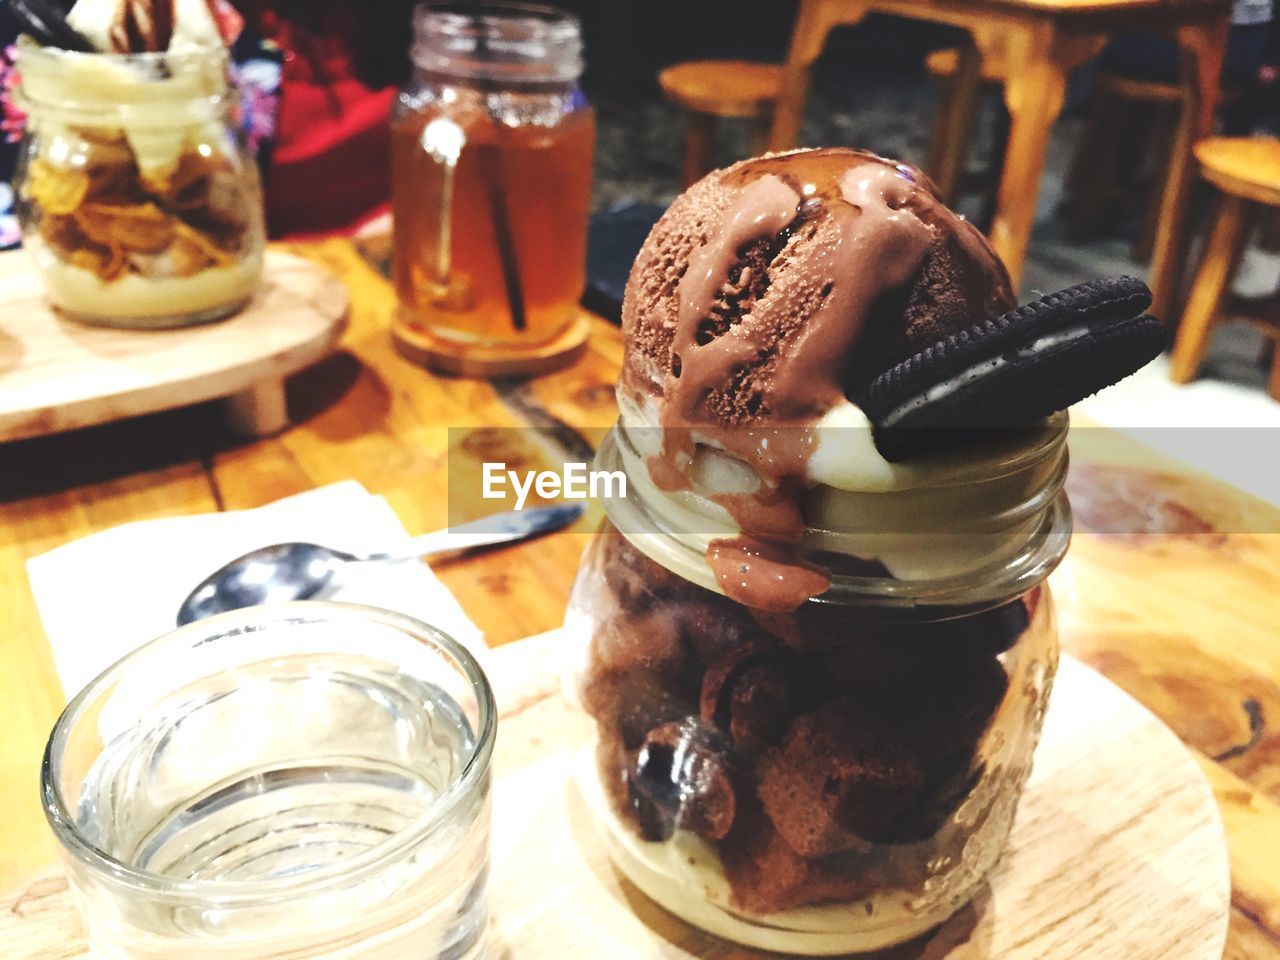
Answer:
0, 249, 348, 442
0, 634, 1229, 959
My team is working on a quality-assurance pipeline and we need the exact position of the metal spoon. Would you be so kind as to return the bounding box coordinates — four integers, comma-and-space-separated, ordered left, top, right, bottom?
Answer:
421, 116, 465, 287
176, 502, 584, 625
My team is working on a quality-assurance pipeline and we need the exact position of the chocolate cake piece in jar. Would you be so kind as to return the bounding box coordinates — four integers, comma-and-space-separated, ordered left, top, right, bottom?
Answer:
572, 528, 1056, 953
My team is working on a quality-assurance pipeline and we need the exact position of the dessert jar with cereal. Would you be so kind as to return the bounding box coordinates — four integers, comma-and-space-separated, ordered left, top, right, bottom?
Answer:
563, 412, 1072, 954
13, 43, 264, 328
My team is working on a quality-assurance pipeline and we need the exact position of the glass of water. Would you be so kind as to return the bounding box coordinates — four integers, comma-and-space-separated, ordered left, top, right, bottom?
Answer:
41, 602, 495, 960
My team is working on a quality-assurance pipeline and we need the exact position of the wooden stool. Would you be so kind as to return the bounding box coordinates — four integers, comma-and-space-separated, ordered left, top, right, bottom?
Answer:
658, 60, 783, 186
923, 45, 1009, 205
1068, 73, 1190, 263
1169, 137, 1280, 399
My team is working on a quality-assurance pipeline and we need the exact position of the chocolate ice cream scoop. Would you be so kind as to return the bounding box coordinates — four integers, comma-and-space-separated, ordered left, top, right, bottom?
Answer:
618, 149, 1160, 612
619, 148, 1018, 610
624, 148, 1013, 467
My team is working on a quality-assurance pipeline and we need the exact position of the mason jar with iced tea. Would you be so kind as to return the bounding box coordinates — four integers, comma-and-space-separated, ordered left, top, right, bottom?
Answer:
391, 2, 595, 375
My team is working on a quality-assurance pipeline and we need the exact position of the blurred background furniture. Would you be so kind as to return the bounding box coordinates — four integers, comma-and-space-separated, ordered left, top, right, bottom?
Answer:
1067, 72, 1193, 263
923, 42, 1008, 208
768, 0, 1234, 309
1169, 136, 1280, 398
658, 60, 783, 186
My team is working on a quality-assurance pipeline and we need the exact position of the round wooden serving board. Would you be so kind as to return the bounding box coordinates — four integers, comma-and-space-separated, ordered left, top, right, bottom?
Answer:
0, 632, 1229, 959
0, 249, 348, 442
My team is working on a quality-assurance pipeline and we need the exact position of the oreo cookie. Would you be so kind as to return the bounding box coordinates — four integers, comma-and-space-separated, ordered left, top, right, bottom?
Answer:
854, 276, 1163, 462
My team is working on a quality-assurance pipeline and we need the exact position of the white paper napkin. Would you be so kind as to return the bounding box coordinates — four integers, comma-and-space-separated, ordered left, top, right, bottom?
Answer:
27, 480, 486, 699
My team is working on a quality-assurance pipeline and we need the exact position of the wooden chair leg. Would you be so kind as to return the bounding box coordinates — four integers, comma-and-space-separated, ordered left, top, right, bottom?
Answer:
770, 0, 862, 151
1269, 340, 1280, 402
926, 43, 985, 204
1149, 21, 1229, 321
1133, 104, 1181, 263
1169, 194, 1253, 384
683, 112, 717, 188
989, 25, 1072, 291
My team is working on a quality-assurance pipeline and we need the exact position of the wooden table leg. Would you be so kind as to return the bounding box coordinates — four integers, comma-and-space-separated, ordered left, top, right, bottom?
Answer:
926, 42, 985, 204
1135, 104, 1182, 262
1169, 193, 1253, 384
987, 24, 1074, 291
226, 379, 289, 437
769, 0, 866, 152
1148, 19, 1230, 322
683, 112, 717, 187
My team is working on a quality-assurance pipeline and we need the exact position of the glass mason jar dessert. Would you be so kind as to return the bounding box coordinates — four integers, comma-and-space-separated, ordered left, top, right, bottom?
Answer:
13, 43, 265, 328
391, 2, 595, 374
563, 139, 1163, 952
565, 406, 1071, 954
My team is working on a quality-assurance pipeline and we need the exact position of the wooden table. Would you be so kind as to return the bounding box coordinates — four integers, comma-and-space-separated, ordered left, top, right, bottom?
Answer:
2, 238, 1279, 956
768, 0, 1233, 314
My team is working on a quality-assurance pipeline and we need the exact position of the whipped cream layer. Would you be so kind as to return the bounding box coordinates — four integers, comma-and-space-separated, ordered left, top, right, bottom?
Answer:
610, 392, 1068, 591
33, 238, 261, 325
17, 39, 231, 182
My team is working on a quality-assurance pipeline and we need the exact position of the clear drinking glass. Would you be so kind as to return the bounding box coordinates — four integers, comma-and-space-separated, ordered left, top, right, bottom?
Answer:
41, 602, 495, 960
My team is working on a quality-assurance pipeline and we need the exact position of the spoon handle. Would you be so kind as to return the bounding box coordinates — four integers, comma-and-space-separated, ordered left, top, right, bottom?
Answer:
369, 528, 529, 562
362, 502, 585, 563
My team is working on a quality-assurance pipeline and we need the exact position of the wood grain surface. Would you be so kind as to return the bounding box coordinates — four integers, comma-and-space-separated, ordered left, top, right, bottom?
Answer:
0, 236, 1277, 955
0, 632, 1229, 959
0, 250, 348, 442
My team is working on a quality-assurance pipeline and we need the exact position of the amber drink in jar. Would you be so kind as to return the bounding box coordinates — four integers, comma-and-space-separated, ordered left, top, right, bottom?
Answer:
391, 3, 594, 374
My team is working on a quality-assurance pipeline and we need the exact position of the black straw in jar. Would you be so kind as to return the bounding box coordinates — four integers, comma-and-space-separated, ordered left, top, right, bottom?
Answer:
468, 0, 528, 333
6, 0, 96, 52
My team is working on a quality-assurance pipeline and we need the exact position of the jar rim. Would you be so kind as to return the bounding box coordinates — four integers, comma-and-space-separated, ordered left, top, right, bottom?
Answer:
14, 40, 231, 118
40, 601, 497, 905
597, 421, 1073, 611
411, 1, 584, 84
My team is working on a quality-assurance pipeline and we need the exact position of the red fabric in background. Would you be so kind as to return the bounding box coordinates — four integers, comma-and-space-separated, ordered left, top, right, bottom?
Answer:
259, 18, 394, 239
